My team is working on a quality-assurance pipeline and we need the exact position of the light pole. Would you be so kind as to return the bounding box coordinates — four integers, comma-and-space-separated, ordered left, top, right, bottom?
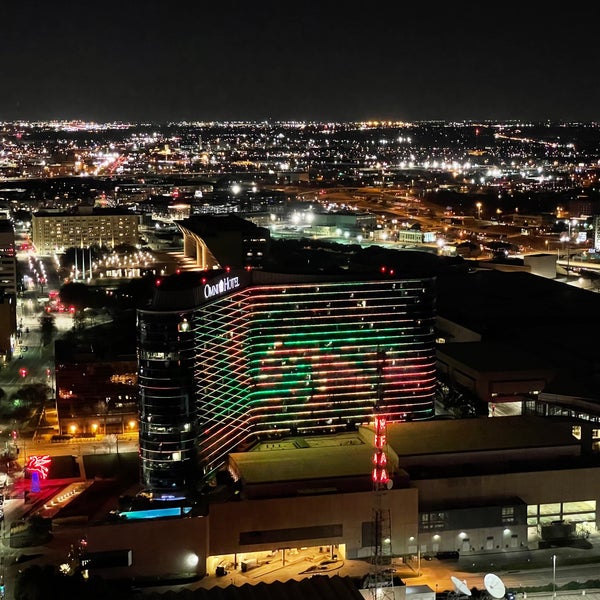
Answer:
552, 553, 556, 598
566, 221, 572, 276
564, 219, 577, 277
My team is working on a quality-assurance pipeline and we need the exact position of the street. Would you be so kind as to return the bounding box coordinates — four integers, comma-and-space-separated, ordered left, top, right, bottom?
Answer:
20, 435, 138, 462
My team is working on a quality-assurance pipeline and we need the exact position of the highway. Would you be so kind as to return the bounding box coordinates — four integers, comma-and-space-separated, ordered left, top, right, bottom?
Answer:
315, 186, 597, 264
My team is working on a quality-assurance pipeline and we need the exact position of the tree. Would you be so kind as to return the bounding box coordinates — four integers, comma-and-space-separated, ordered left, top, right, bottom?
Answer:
72, 310, 86, 331
0, 396, 32, 421
14, 563, 134, 600
12, 383, 50, 406
60, 245, 108, 275
14, 564, 55, 600
113, 243, 137, 255
59, 282, 91, 311
112, 274, 156, 309
39, 313, 57, 347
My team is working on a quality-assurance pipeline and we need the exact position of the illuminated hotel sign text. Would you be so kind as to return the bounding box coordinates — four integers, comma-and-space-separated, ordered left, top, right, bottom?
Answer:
204, 275, 241, 299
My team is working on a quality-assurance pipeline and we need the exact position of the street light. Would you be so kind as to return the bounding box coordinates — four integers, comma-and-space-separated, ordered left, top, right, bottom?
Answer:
562, 219, 578, 276
552, 553, 556, 598
476, 202, 482, 220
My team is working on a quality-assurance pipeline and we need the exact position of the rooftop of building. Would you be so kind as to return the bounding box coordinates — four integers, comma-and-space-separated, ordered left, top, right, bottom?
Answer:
436, 341, 551, 373
33, 206, 138, 217
541, 373, 600, 400
179, 214, 268, 233
229, 415, 584, 492
384, 414, 578, 457
435, 268, 600, 374
142, 574, 367, 600
55, 312, 137, 361
229, 433, 393, 485
144, 258, 441, 311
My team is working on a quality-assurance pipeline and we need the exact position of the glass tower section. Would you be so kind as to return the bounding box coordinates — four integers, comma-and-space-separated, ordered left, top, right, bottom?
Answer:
138, 309, 197, 496
197, 277, 436, 477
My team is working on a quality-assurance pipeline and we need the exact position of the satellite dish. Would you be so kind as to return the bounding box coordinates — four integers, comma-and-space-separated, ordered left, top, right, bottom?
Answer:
484, 573, 506, 599
451, 576, 472, 597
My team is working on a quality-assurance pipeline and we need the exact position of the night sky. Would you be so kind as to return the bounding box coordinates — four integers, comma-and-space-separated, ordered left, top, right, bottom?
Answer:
1, 1, 598, 123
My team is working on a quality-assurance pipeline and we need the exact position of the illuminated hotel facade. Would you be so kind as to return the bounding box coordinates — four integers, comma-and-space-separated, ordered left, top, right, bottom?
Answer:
137, 268, 437, 496
31, 206, 140, 255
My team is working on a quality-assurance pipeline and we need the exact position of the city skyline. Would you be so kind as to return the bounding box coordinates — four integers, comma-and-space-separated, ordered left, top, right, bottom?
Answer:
1, 2, 599, 123
3, 115, 600, 595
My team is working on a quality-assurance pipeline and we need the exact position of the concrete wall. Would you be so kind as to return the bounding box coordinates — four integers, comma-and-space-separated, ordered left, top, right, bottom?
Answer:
83, 463, 600, 581
414, 467, 600, 508
436, 349, 554, 403
414, 467, 600, 551
208, 488, 419, 559
85, 515, 209, 581
84, 489, 419, 581
524, 253, 558, 279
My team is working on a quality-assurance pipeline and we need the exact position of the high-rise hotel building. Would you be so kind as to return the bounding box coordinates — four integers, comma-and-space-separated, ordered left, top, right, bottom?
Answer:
138, 267, 437, 497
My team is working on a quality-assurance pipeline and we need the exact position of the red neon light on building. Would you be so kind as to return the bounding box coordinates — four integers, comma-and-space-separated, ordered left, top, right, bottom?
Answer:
26, 455, 52, 479
373, 452, 387, 467
372, 414, 389, 486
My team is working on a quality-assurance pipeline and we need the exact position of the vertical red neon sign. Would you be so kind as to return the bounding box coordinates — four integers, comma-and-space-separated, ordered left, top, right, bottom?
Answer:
372, 415, 389, 487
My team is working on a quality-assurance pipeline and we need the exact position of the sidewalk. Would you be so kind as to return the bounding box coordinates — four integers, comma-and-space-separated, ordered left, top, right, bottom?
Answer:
457, 542, 600, 574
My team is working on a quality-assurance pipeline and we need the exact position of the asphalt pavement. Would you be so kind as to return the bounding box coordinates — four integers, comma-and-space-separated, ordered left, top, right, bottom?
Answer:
141, 539, 600, 599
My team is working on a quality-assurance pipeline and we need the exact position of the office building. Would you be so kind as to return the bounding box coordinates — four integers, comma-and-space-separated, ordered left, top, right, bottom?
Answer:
0, 219, 18, 296
0, 219, 18, 360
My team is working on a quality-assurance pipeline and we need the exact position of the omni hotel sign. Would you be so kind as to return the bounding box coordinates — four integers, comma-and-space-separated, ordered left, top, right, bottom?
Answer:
204, 274, 242, 300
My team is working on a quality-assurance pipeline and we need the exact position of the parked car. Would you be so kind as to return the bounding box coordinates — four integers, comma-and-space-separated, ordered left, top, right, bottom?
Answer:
435, 551, 459, 560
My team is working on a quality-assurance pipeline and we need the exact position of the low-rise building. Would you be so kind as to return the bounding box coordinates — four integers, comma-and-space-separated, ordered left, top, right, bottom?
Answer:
83, 415, 600, 583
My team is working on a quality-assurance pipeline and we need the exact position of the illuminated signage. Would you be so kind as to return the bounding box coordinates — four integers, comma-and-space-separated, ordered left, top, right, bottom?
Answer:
204, 275, 241, 300
26, 454, 52, 479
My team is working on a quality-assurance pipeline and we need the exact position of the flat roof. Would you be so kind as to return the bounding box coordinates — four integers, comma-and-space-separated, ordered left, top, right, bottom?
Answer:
436, 341, 550, 373
229, 434, 379, 484
436, 268, 600, 374
385, 415, 578, 457
230, 416, 580, 485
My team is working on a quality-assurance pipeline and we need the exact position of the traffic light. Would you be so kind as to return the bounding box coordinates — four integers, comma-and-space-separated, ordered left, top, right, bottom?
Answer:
19, 367, 28, 378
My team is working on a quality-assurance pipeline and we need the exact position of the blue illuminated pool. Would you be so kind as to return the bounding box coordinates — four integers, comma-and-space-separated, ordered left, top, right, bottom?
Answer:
119, 507, 192, 520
